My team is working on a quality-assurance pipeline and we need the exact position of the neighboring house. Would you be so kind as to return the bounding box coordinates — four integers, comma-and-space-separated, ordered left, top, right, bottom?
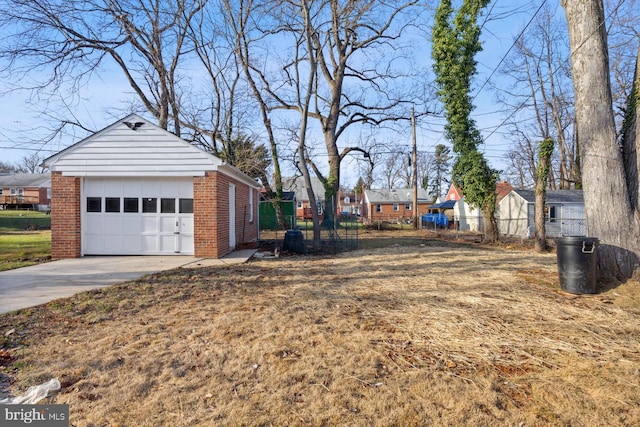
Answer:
495, 181, 515, 202
43, 114, 261, 259
362, 188, 432, 223
499, 189, 585, 238
453, 181, 513, 232
453, 198, 482, 231
443, 183, 463, 202
259, 191, 296, 230
0, 173, 51, 211
427, 181, 513, 232
337, 190, 362, 216
283, 176, 326, 220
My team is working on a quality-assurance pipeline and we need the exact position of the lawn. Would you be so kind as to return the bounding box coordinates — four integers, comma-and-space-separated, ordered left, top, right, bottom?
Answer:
0, 231, 51, 271
0, 210, 52, 271
0, 230, 639, 426
0, 209, 51, 232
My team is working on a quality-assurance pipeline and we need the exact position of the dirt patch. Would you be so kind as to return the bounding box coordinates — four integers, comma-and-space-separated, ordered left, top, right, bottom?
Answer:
1, 230, 639, 426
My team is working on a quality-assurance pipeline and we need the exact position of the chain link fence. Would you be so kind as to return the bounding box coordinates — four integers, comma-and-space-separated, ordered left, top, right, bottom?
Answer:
259, 214, 359, 254
420, 213, 587, 238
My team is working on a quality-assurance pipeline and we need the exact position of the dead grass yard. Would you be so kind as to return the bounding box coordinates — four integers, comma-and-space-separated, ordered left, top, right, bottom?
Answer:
1, 230, 640, 426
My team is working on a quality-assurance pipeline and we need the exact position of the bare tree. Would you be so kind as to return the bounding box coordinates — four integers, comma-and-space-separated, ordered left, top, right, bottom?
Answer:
497, 4, 577, 190
379, 152, 409, 189
220, 0, 289, 229
561, 0, 640, 280
0, 161, 18, 174
503, 127, 542, 189
606, 0, 640, 134
17, 153, 46, 174
0, 0, 205, 134
296, 0, 323, 247
430, 143, 451, 198
242, 0, 425, 224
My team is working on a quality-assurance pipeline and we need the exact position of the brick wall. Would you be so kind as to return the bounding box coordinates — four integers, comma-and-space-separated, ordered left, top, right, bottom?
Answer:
232, 176, 258, 245
194, 172, 218, 257
194, 171, 258, 258
38, 187, 50, 205
50, 171, 258, 259
365, 202, 431, 222
51, 172, 81, 258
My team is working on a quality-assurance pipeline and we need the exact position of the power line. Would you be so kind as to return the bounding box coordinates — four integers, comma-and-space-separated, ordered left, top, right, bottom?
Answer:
473, 0, 548, 103
0, 146, 57, 152
482, 0, 628, 143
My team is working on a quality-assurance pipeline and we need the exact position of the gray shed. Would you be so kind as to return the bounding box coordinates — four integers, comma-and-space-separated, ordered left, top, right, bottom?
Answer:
498, 189, 585, 238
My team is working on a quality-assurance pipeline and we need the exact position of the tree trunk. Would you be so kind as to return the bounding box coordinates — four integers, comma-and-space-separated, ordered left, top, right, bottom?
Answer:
481, 203, 498, 244
534, 138, 554, 252
562, 0, 639, 281
622, 44, 640, 214
534, 190, 546, 252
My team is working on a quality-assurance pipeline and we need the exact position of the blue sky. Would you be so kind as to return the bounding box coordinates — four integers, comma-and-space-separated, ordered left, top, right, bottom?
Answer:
0, 1, 550, 184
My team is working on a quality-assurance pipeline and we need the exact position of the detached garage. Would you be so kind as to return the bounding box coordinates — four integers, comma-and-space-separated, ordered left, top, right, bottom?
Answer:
44, 114, 261, 259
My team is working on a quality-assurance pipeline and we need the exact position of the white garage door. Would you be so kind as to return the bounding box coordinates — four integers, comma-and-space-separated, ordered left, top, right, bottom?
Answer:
82, 178, 194, 255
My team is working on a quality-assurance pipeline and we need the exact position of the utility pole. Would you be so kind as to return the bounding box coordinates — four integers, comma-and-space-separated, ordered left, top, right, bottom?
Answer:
412, 108, 418, 230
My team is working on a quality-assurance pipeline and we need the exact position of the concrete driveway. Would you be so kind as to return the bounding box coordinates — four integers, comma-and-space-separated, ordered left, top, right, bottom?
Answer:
0, 251, 255, 315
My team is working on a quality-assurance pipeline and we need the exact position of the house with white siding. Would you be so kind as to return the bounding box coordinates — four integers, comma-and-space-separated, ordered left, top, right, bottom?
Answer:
43, 114, 261, 259
498, 189, 585, 238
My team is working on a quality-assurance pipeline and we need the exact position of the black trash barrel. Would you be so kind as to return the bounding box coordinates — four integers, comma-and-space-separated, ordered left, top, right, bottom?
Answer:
555, 236, 599, 294
283, 229, 305, 254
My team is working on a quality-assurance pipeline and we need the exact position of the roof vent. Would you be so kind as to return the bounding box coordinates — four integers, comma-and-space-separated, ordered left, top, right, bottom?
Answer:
124, 121, 144, 131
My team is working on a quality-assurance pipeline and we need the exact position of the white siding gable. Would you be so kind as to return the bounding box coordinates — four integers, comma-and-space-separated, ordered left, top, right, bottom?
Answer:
453, 197, 482, 232
498, 191, 531, 237
45, 114, 223, 177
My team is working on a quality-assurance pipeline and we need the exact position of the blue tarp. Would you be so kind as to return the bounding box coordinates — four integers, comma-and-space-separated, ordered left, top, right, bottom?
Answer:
422, 213, 449, 226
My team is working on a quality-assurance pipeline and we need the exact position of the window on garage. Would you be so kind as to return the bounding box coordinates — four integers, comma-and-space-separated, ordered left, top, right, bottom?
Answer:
124, 198, 139, 213
87, 197, 101, 212
143, 198, 157, 213
105, 197, 120, 212
161, 198, 175, 213
179, 198, 193, 213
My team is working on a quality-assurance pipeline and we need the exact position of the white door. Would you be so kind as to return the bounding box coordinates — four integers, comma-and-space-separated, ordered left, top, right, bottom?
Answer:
83, 178, 194, 255
229, 183, 236, 250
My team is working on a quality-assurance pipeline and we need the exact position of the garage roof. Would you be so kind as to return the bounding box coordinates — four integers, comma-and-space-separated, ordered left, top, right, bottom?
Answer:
43, 114, 260, 188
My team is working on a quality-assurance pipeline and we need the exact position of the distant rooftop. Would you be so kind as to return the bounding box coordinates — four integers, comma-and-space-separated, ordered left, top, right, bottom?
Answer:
512, 189, 584, 204
365, 188, 431, 204
0, 173, 51, 187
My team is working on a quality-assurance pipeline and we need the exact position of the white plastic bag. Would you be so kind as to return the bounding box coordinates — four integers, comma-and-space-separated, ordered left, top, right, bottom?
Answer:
0, 378, 61, 404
